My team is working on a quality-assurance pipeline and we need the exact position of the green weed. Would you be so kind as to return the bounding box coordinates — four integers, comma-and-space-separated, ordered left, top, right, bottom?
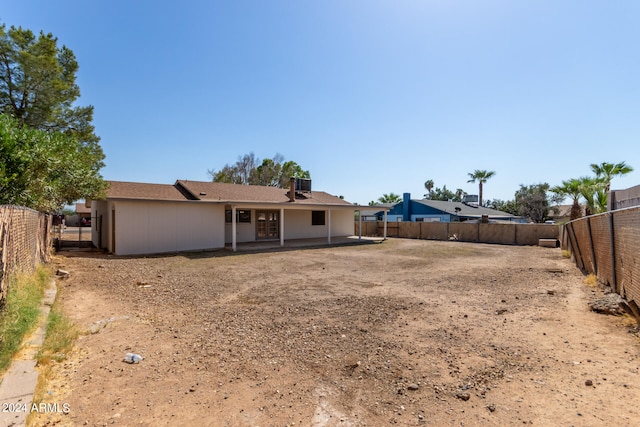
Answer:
0, 266, 49, 373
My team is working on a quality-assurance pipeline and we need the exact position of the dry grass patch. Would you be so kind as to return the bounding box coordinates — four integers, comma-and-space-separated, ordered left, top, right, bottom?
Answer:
29, 288, 78, 425
584, 273, 598, 287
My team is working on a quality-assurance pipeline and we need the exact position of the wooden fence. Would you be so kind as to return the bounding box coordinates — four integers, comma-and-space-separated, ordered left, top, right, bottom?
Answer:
355, 221, 559, 246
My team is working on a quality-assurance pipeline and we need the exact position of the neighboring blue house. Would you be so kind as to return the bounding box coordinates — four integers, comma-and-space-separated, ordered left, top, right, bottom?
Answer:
386, 193, 519, 223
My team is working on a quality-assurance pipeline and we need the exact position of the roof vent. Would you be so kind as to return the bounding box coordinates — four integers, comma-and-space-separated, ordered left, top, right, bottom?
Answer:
199, 192, 207, 196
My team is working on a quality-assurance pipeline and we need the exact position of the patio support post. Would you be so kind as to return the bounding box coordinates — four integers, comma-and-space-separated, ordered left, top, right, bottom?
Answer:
280, 208, 285, 247
327, 209, 332, 244
231, 205, 237, 252
358, 210, 362, 240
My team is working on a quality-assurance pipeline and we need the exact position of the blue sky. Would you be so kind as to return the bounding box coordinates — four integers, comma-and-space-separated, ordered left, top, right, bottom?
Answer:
3, 1, 639, 205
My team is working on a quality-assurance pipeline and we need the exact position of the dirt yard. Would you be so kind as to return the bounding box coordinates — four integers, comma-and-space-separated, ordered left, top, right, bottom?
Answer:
32, 238, 640, 426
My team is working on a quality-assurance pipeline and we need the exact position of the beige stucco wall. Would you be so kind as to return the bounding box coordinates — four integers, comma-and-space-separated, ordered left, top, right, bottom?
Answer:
91, 200, 109, 250
331, 209, 360, 236
224, 208, 356, 242
95, 200, 225, 255
225, 220, 255, 243
283, 208, 354, 239
93, 201, 356, 254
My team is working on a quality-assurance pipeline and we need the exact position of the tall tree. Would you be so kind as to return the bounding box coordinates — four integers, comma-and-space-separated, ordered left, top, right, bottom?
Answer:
279, 160, 310, 188
208, 153, 310, 188
209, 164, 243, 184
514, 183, 561, 223
236, 152, 258, 184
0, 114, 106, 211
423, 179, 434, 198
485, 199, 519, 215
254, 156, 282, 187
0, 24, 99, 144
0, 23, 105, 211
427, 185, 457, 201
590, 161, 634, 192
467, 169, 496, 206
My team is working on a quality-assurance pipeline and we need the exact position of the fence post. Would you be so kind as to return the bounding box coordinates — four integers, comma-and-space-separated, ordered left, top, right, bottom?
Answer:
0, 222, 6, 304
609, 212, 618, 293
586, 216, 597, 275
566, 222, 585, 271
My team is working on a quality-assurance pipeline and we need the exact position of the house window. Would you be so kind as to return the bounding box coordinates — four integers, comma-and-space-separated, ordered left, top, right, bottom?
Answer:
312, 210, 325, 226
225, 209, 251, 223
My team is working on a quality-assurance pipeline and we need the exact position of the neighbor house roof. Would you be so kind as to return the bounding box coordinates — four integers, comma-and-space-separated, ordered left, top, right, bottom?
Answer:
104, 180, 359, 208
548, 204, 576, 219
358, 203, 393, 217
75, 203, 91, 214
413, 200, 515, 218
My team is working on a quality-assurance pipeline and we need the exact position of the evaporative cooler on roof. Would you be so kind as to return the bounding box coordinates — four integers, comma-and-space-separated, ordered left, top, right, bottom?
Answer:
295, 178, 312, 192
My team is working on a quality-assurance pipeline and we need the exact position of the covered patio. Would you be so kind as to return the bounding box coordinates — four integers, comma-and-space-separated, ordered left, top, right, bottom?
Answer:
224, 235, 386, 252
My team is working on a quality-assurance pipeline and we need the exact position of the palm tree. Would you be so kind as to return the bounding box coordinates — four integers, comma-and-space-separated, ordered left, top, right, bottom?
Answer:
578, 176, 607, 216
378, 193, 402, 204
595, 190, 608, 214
424, 180, 434, 198
467, 170, 496, 206
551, 179, 583, 220
590, 161, 634, 192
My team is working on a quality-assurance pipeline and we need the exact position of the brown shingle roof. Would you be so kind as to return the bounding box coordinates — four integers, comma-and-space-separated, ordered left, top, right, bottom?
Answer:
104, 180, 355, 207
75, 203, 91, 214
106, 181, 190, 201
176, 180, 353, 206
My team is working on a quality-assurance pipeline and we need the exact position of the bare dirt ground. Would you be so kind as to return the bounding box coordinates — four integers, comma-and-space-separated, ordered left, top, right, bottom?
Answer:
32, 238, 640, 426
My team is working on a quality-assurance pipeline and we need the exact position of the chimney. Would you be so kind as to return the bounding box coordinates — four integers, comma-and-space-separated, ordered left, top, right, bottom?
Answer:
403, 193, 411, 221
289, 177, 296, 202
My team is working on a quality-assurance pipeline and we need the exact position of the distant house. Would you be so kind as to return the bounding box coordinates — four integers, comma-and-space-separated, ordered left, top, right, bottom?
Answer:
609, 184, 640, 210
358, 203, 394, 221
62, 203, 91, 227
386, 193, 519, 223
547, 204, 577, 223
91, 179, 369, 256
76, 203, 91, 226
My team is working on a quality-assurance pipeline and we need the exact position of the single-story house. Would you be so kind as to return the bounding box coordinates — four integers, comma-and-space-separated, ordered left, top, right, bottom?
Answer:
386, 193, 520, 223
62, 203, 92, 227
547, 204, 576, 224
76, 203, 92, 226
90, 179, 379, 256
